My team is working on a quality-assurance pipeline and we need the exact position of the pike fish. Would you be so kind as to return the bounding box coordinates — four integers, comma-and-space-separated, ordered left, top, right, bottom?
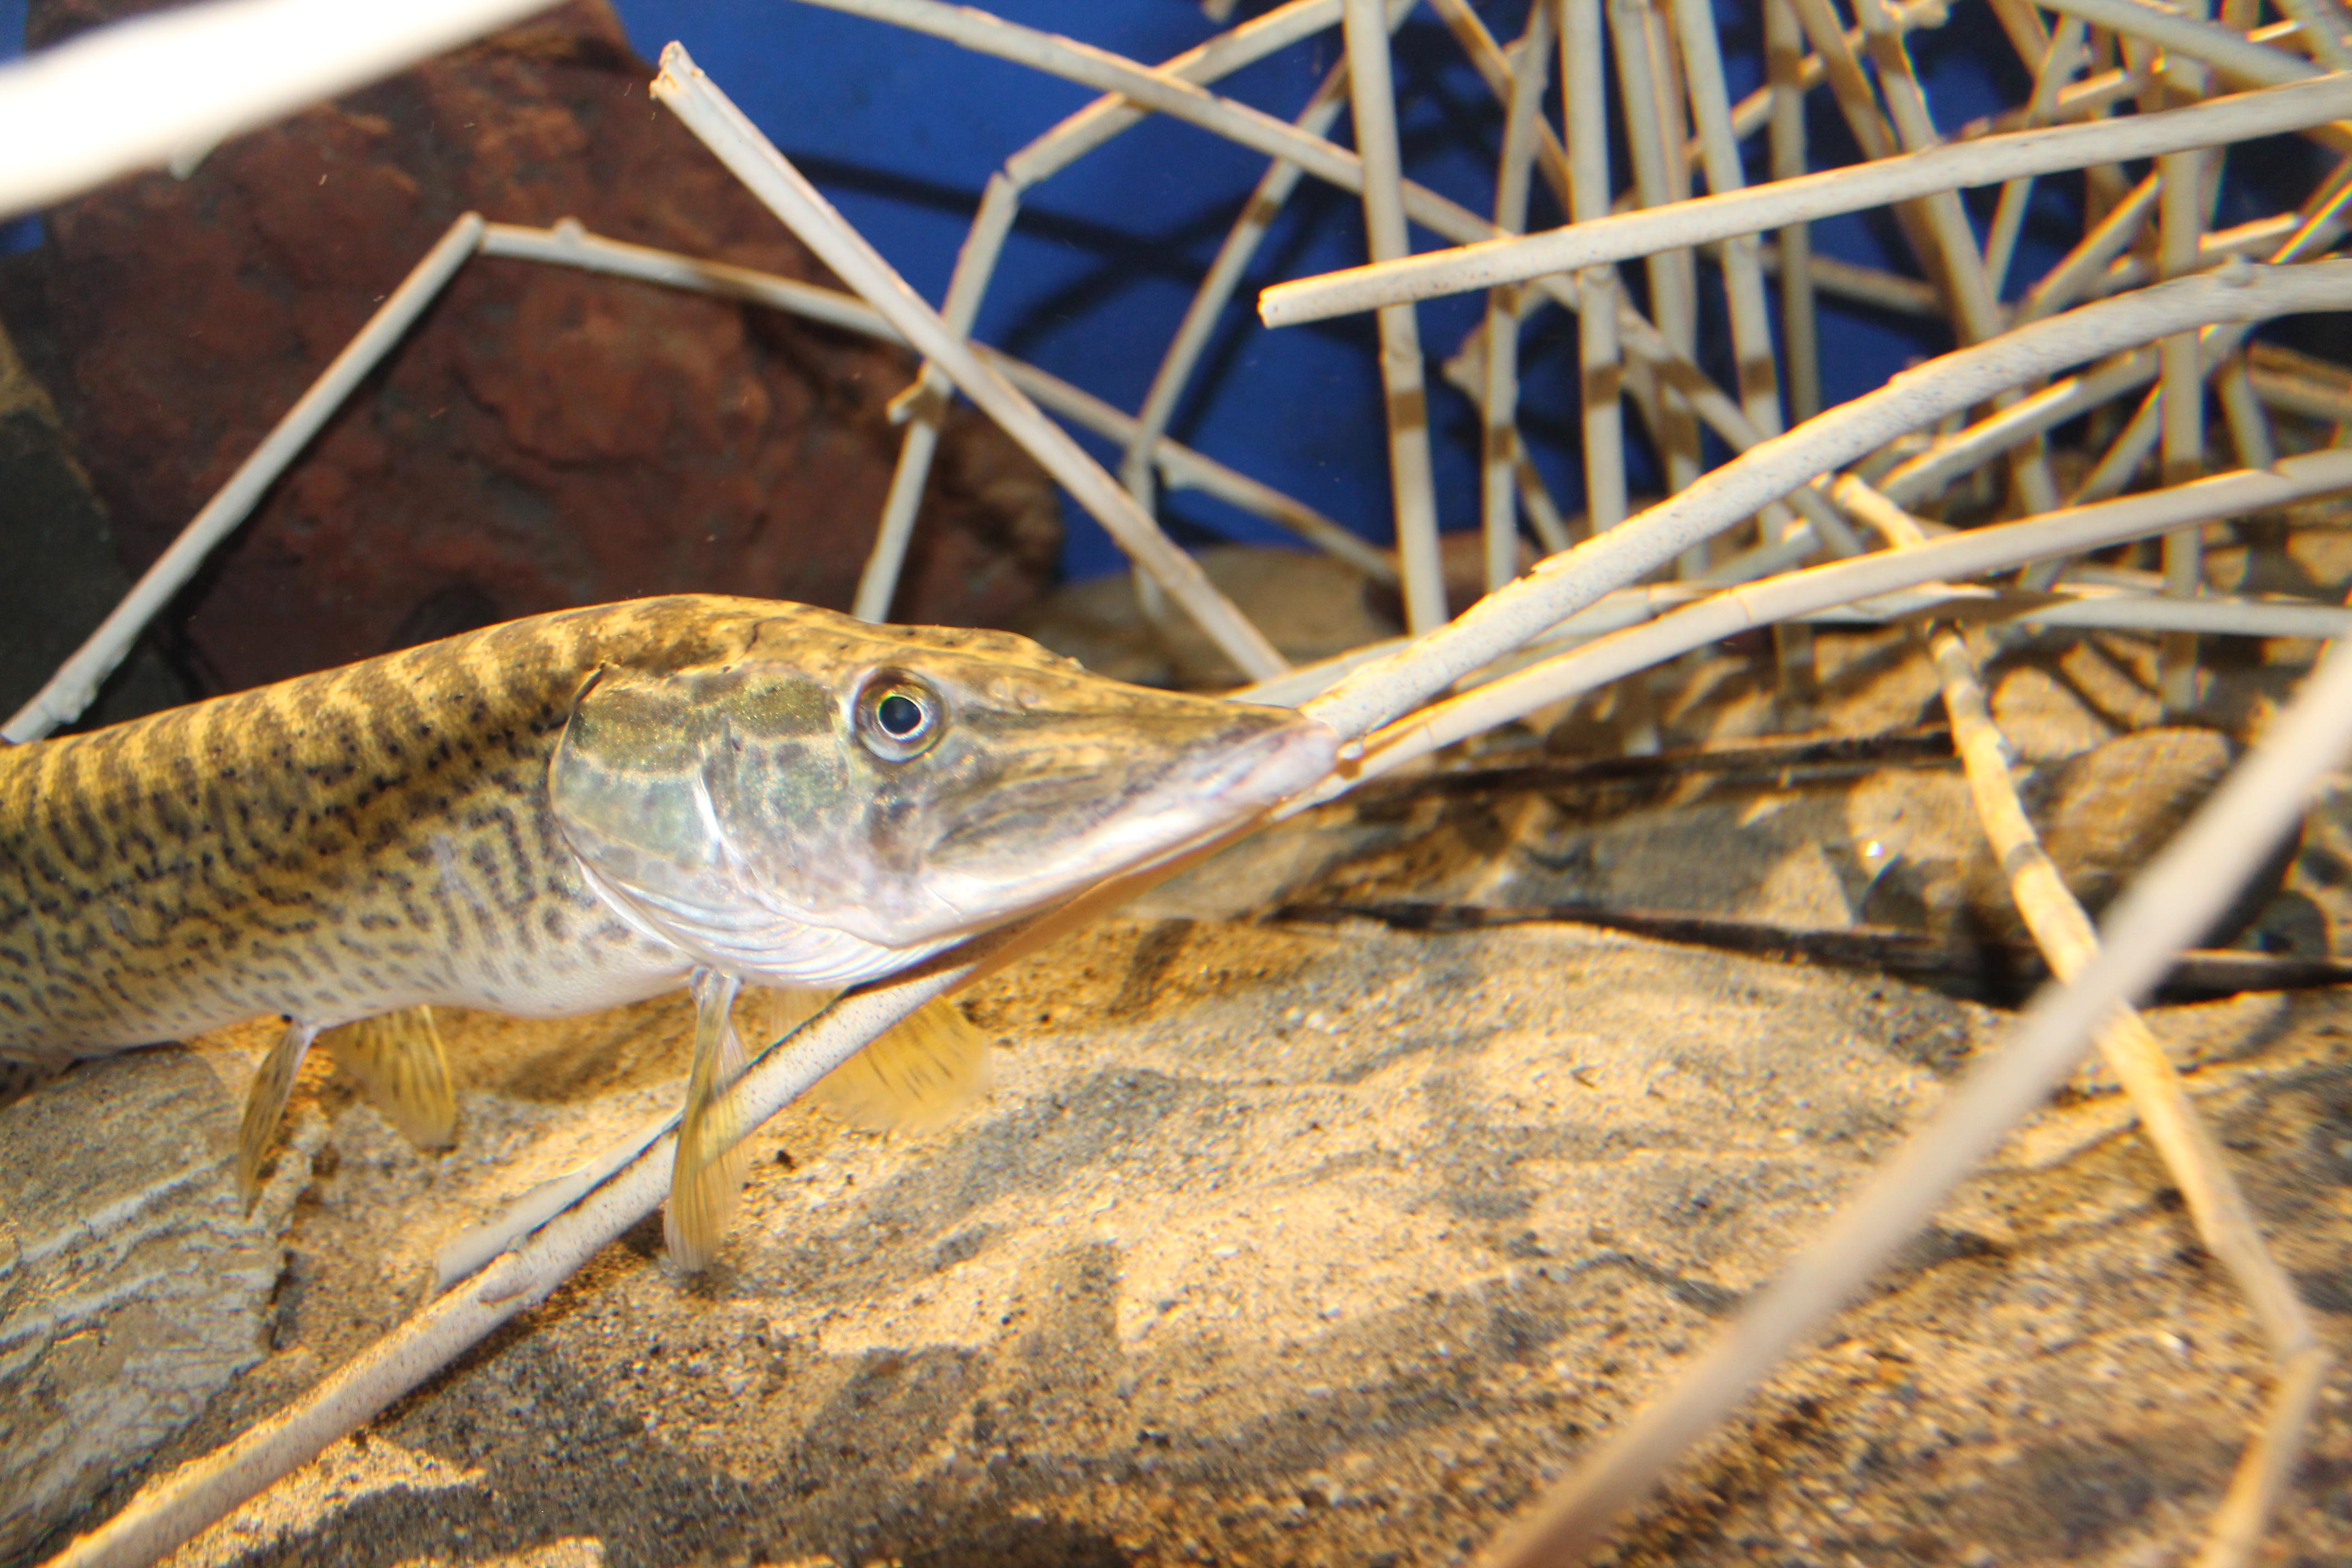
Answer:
0, 595, 1337, 1265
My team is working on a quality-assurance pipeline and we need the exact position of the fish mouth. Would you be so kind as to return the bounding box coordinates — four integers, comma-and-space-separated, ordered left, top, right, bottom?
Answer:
921, 705, 1340, 931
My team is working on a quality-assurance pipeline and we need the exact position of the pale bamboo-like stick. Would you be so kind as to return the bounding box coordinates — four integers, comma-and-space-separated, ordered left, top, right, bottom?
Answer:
1342, 0, 1446, 635
1766, 0, 1821, 422
2217, 352, 2281, 466
1879, 348, 2158, 504
2073, 173, 2352, 506
1985, 16, 2087, 299
1563, 0, 1630, 536
0, 0, 556, 218
852, 173, 1017, 623
2277, 0, 2352, 69
1121, 56, 1356, 516
2022, 169, 2161, 321
1481, 647, 2352, 1568
2159, 29, 2215, 712
1, 213, 486, 743
1256, 74, 2352, 325
1673, 0, 1807, 684
2040, 0, 2334, 92
1304, 260, 2352, 739
1479, 1, 1551, 594
2072, 211, 2305, 301
475, 222, 1389, 584
651, 45, 1286, 680
1611, 0, 1704, 569
1335, 451, 2352, 781
1758, 243, 1943, 316
1001, 0, 1346, 191
2250, 358, 2352, 422
1458, 625, 2352, 1568
857, 0, 1355, 620
1424, 0, 1578, 218
1869, 501, 2322, 1568
776, 0, 1835, 538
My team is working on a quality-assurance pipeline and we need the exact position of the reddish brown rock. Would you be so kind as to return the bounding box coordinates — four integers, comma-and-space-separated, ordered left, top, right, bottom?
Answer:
13, 0, 1059, 696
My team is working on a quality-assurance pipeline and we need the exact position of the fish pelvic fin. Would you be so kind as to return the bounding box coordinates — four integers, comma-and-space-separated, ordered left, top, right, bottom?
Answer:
238, 1019, 320, 1209
321, 1005, 458, 1152
666, 969, 750, 1273
809, 997, 994, 1135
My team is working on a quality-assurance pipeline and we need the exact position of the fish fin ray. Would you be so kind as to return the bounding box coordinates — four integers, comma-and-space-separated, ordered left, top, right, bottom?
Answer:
810, 998, 993, 1134
238, 1020, 319, 1209
667, 971, 749, 1272
320, 1005, 457, 1151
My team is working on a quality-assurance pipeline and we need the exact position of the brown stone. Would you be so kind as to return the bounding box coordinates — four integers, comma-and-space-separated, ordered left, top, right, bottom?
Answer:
10, 0, 1060, 698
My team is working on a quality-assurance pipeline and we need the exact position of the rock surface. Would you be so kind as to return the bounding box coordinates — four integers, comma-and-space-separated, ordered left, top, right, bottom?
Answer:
4, 0, 1061, 698
0, 1048, 308, 1562
0, 323, 185, 727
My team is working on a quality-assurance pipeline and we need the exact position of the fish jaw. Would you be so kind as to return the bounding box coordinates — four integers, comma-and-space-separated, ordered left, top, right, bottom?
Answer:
548, 605, 1338, 983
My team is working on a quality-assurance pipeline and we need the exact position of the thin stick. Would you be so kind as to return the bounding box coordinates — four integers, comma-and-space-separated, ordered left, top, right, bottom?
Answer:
852, 173, 1017, 623
1985, 16, 2088, 298
2160, 34, 2215, 712
1122, 57, 1355, 516
1343, 0, 1446, 634
1765, 0, 1821, 422
0, 0, 555, 217
1472, 620, 2352, 1568
1479, 1, 1552, 593
1, 213, 485, 743
1256, 74, 2352, 325
1879, 349, 2158, 505
651, 45, 1287, 681
1563, 0, 1630, 535
1333, 451, 2352, 780
2022, 169, 2161, 322
1844, 491, 2321, 1568
2038, 0, 2334, 94
1302, 261, 2352, 739
1610, 0, 1703, 552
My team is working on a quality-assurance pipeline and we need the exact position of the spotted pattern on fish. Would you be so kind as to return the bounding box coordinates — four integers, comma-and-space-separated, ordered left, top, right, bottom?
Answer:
0, 598, 776, 1063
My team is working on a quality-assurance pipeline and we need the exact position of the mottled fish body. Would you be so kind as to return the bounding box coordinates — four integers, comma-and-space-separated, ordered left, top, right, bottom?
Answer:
0, 595, 1338, 1261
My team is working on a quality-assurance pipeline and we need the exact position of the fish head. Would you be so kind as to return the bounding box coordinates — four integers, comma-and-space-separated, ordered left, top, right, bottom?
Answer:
549, 605, 1337, 985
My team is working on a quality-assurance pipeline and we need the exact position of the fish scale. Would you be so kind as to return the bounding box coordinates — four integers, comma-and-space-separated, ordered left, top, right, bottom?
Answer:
0, 598, 722, 1065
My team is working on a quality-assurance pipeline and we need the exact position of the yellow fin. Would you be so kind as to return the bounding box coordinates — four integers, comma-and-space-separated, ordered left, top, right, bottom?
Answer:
238, 1020, 319, 1208
320, 1005, 458, 1152
666, 971, 749, 1272
809, 997, 993, 1135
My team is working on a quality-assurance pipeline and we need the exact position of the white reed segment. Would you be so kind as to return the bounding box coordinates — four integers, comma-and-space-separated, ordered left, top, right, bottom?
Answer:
0, 0, 557, 219
2040, 0, 2328, 89
2, 213, 488, 744
1257, 74, 2352, 326
1471, 626, 2352, 1568
853, 175, 1020, 624
1345, 447, 2352, 797
1343, 0, 1447, 635
649, 46, 1287, 680
1301, 262, 2352, 741
1563, 0, 1630, 535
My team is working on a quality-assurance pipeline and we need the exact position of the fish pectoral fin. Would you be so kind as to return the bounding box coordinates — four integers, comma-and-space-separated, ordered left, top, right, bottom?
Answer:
810, 997, 994, 1135
666, 970, 750, 1273
238, 1020, 320, 1208
320, 1005, 458, 1152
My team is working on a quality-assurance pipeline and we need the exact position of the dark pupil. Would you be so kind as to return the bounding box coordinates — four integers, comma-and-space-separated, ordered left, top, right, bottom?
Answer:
875, 692, 925, 738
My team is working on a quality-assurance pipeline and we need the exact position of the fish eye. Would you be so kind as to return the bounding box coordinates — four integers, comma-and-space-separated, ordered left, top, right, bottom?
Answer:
854, 674, 942, 761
